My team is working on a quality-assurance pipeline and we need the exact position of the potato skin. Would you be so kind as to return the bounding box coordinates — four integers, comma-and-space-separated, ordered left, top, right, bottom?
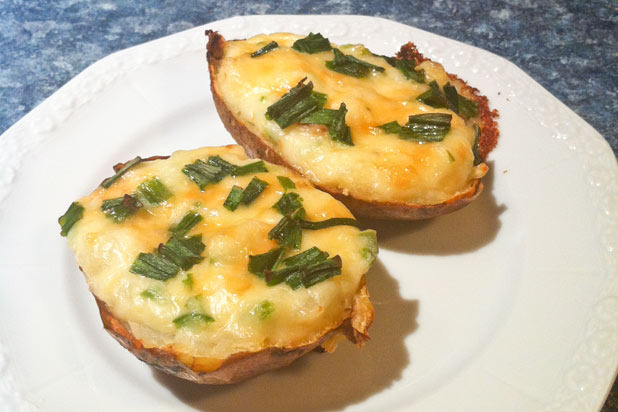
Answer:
86, 154, 374, 384
95, 293, 370, 384
205, 30, 498, 220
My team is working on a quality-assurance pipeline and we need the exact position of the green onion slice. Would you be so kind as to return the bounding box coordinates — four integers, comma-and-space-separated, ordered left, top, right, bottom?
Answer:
251, 300, 275, 320
248, 247, 285, 278
417, 80, 448, 108
325, 49, 385, 78
395, 59, 425, 83
299, 217, 359, 230
158, 235, 205, 271
404, 113, 452, 142
251, 41, 278, 57
282, 246, 329, 267
101, 156, 142, 189
276, 176, 296, 191
59, 202, 84, 236
300, 103, 353, 145
101, 194, 142, 223
444, 82, 479, 119
380, 113, 452, 143
170, 211, 203, 237
183, 273, 194, 289
173, 312, 214, 329
292, 33, 332, 54
130, 252, 179, 281
266, 255, 342, 288
266, 78, 324, 129
232, 160, 268, 176
273, 192, 303, 215
182, 159, 226, 190
223, 185, 244, 211
241, 177, 269, 205
268, 209, 304, 249
135, 177, 172, 207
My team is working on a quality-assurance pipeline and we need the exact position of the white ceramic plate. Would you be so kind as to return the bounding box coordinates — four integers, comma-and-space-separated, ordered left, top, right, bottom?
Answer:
0, 15, 616, 412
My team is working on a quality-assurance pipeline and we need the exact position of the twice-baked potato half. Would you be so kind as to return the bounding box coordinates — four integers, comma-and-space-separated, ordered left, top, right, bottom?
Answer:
59, 145, 376, 384
206, 31, 499, 220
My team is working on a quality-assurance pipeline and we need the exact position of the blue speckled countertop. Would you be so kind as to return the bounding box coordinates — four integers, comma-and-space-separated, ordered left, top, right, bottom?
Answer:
0, 1, 616, 409
0, 0, 616, 157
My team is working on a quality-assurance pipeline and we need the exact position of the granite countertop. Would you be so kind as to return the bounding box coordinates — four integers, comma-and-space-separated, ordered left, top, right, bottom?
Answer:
0, 0, 616, 410
0, 0, 616, 156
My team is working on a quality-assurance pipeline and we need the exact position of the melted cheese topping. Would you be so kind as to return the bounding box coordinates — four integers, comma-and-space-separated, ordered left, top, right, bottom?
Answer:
67, 146, 375, 361
215, 33, 488, 205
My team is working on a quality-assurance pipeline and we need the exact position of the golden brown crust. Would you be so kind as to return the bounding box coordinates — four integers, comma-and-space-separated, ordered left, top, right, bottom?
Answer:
88, 153, 374, 384
205, 31, 496, 220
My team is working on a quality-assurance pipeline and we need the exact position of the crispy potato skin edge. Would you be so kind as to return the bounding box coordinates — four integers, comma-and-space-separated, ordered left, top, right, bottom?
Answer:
95, 294, 371, 384
205, 30, 498, 220
86, 154, 374, 384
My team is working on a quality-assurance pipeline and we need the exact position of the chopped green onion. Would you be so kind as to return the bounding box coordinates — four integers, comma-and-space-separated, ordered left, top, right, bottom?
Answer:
379, 121, 405, 135
300, 103, 353, 145
232, 161, 268, 176
277, 176, 296, 191
395, 59, 425, 83
158, 235, 205, 270
372, 53, 398, 67
359, 230, 378, 264
130, 252, 179, 281
301, 256, 342, 287
173, 312, 214, 329
330, 103, 352, 145
299, 217, 359, 230
170, 211, 203, 237
248, 247, 285, 278
292, 33, 332, 54
251, 300, 275, 320
183, 156, 269, 190
101, 156, 142, 189
447, 150, 455, 162
141, 288, 164, 300
223, 185, 244, 211
101, 194, 142, 223
311, 91, 328, 109
241, 177, 269, 205
266, 79, 323, 129
459, 96, 479, 119
59, 202, 84, 236
135, 177, 172, 207
417, 80, 448, 108
300, 108, 337, 125
206, 155, 237, 175
444, 83, 479, 119
183, 273, 194, 289
282, 246, 329, 267
182, 159, 226, 190
404, 113, 452, 142
473, 124, 482, 165
284, 272, 304, 290
184, 295, 204, 312
444, 82, 460, 113
273, 192, 303, 215
251, 41, 278, 57
380, 113, 452, 142
266, 255, 342, 288
268, 209, 304, 249
325, 49, 385, 78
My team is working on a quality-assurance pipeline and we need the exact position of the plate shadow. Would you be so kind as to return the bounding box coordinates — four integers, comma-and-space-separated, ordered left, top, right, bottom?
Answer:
153, 259, 418, 412
361, 162, 506, 255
